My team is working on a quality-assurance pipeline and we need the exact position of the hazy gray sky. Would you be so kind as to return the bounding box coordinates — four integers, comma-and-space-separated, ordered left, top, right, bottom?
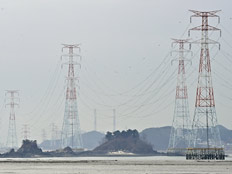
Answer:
0, 0, 232, 144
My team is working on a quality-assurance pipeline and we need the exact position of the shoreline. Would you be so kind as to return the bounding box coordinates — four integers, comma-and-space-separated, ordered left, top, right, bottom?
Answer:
0, 156, 231, 164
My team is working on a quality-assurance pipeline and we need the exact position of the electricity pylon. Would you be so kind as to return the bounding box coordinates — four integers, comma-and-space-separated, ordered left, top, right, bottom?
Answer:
21, 124, 30, 140
189, 10, 221, 148
50, 123, 60, 149
6, 90, 20, 149
61, 44, 83, 148
41, 129, 47, 142
94, 109, 97, 131
113, 109, 116, 132
168, 39, 192, 152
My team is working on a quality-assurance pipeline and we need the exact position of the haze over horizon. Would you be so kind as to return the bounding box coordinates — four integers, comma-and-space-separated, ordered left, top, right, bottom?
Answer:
0, 0, 232, 144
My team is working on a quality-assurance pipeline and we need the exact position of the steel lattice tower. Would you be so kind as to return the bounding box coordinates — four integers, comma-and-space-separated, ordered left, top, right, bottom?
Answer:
51, 123, 58, 148
113, 109, 116, 132
6, 90, 19, 149
41, 129, 47, 142
168, 39, 192, 151
189, 10, 221, 148
94, 109, 97, 131
21, 124, 30, 140
61, 44, 83, 148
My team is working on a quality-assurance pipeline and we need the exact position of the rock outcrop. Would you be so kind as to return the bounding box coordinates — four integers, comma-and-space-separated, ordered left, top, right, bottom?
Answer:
1, 140, 43, 157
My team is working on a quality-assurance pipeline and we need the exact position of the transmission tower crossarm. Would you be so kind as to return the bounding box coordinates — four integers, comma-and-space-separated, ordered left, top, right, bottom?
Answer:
189, 25, 221, 31
62, 44, 81, 53
61, 54, 82, 58
189, 10, 221, 38
171, 38, 191, 43
189, 10, 221, 21
170, 39, 192, 65
191, 38, 220, 45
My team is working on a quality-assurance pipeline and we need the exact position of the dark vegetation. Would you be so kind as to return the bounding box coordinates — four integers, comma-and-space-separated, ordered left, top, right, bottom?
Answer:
93, 129, 157, 154
105, 129, 139, 141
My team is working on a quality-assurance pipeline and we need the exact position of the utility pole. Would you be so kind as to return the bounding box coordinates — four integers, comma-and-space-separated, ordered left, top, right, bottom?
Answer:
168, 39, 192, 153
189, 10, 221, 148
21, 124, 30, 140
61, 44, 83, 149
5, 90, 19, 149
113, 109, 116, 132
94, 109, 97, 131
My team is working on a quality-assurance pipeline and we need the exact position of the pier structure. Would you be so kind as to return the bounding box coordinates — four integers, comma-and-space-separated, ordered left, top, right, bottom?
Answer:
186, 148, 225, 160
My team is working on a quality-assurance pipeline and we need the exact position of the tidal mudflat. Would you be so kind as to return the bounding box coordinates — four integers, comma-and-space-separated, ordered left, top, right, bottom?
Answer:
0, 157, 231, 174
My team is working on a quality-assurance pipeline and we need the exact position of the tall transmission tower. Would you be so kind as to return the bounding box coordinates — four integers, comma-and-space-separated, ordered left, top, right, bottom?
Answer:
21, 124, 30, 140
41, 129, 47, 142
113, 109, 116, 132
61, 44, 83, 148
51, 123, 58, 148
94, 109, 97, 131
5, 90, 19, 149
189, 10, 221, 148
168, 39, 192, 153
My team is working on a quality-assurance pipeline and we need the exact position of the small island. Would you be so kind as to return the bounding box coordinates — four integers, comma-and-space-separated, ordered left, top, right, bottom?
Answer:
93, 129, 157, 155
0, 129, 161, 158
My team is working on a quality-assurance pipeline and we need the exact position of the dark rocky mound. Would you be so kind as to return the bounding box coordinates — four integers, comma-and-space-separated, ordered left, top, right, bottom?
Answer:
0, 140, 80, 158
93, 129, 157, 155
45, 146, 76, 157
17, 140, 42, 154
63, 146, 73, 153
0, 140, 43, 158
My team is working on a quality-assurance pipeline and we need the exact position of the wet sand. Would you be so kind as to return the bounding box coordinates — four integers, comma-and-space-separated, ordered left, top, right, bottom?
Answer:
0, 157, 231, 174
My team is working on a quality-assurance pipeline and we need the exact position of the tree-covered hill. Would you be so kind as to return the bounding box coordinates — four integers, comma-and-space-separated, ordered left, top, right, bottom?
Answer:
93, 129, 156, 154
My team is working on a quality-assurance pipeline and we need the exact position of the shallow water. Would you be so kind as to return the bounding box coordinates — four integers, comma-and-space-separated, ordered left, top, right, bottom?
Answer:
0, 156, 231, 174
